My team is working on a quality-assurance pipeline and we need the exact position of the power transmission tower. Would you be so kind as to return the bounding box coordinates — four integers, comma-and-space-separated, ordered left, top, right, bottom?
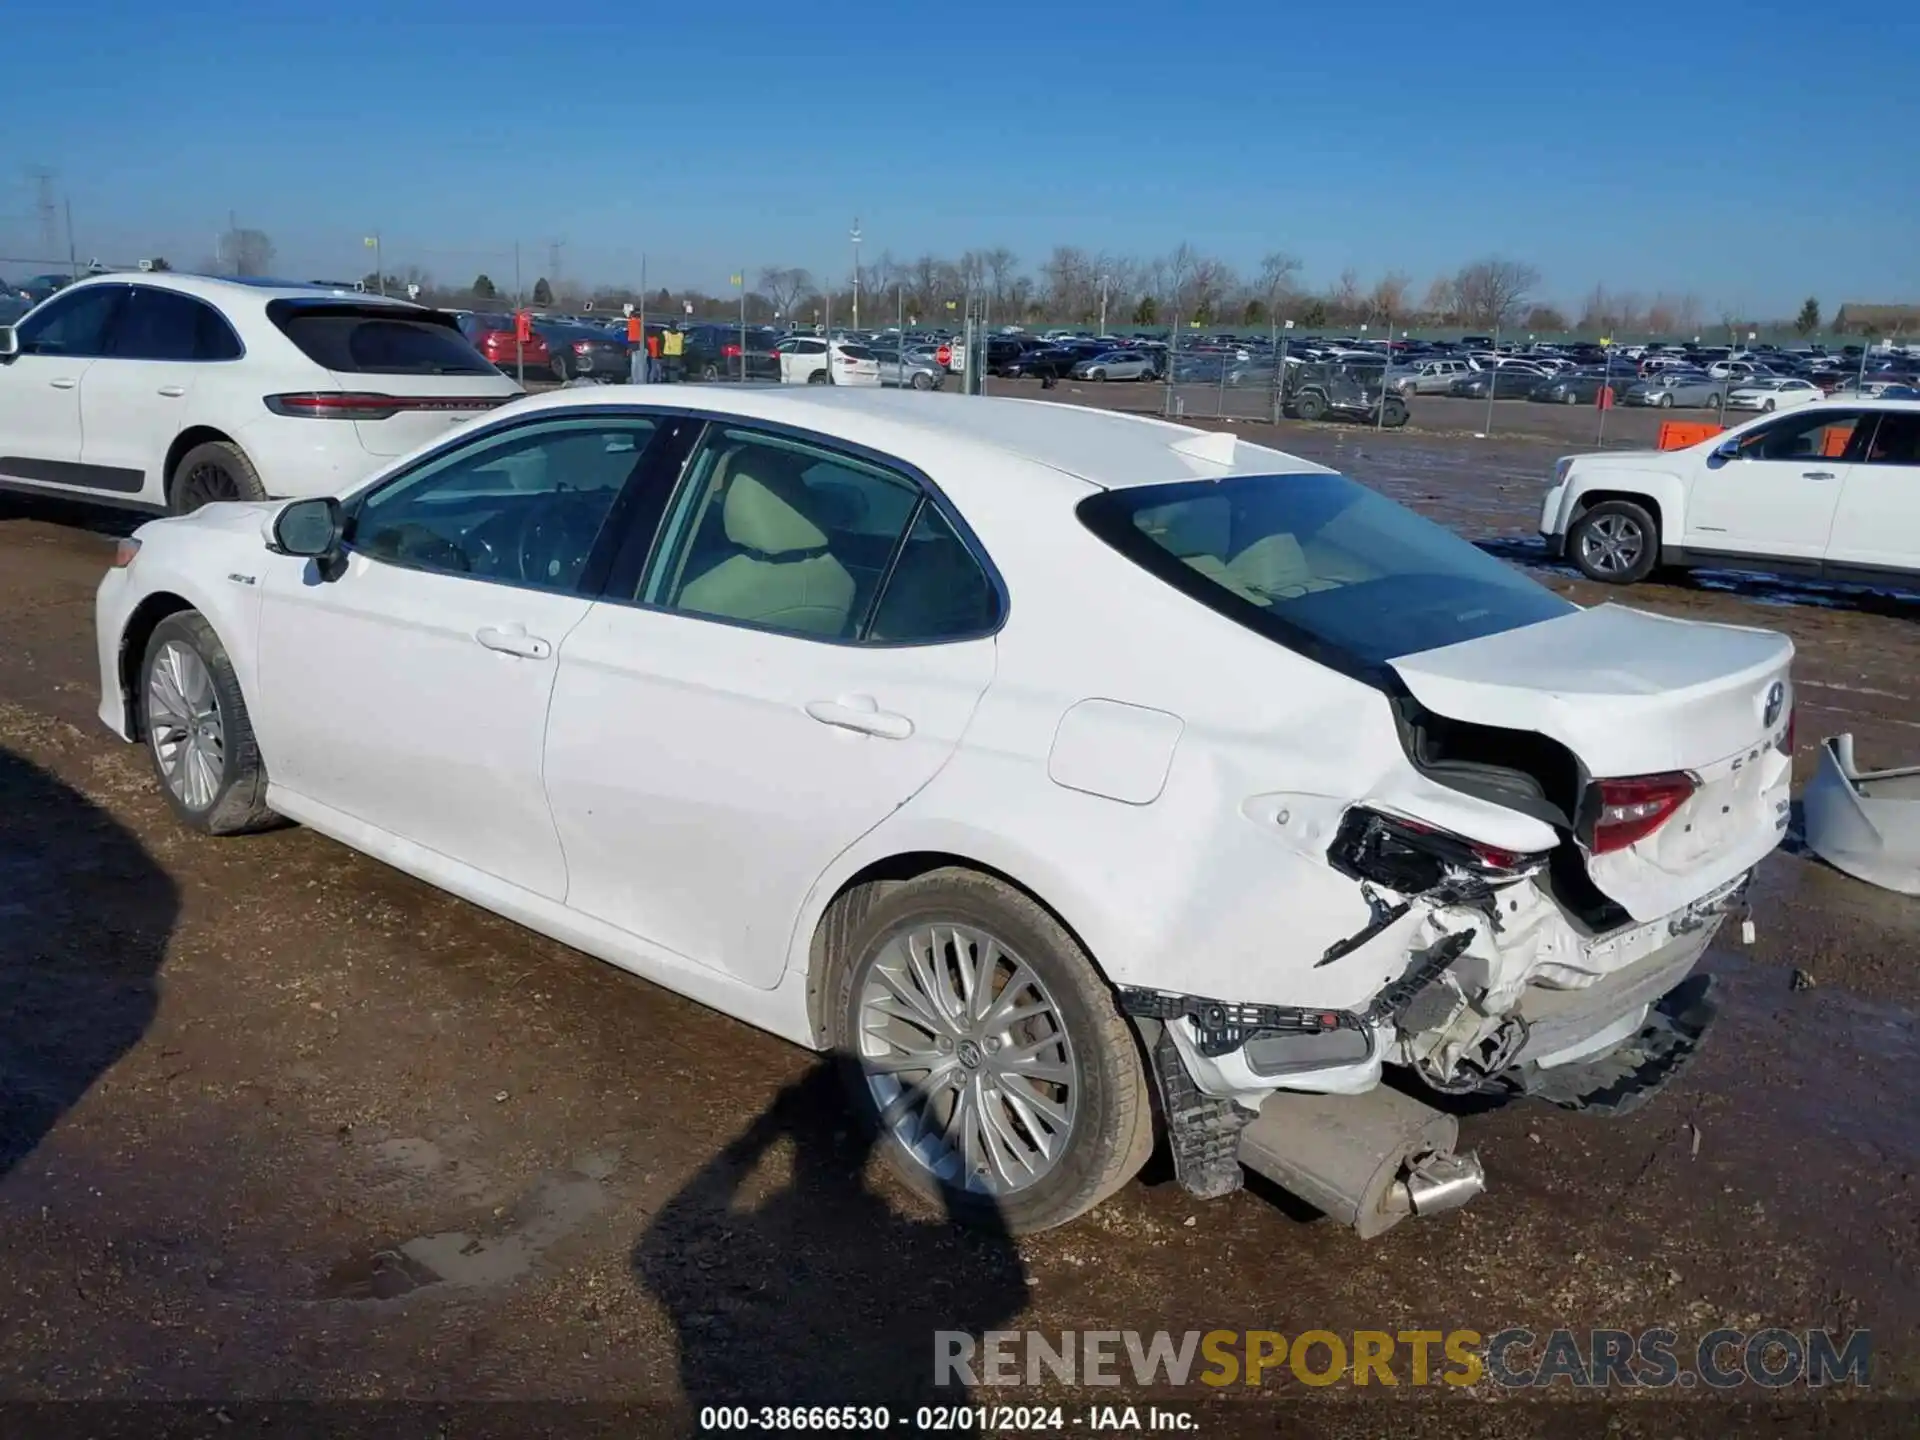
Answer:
28, 166, 57, 260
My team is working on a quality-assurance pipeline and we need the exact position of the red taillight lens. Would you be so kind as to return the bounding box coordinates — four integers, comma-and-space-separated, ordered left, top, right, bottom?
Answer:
265, 392, 401, 420
265, 393, 513, 421
722, 344, 742, 358
1591, 771, 1697, 854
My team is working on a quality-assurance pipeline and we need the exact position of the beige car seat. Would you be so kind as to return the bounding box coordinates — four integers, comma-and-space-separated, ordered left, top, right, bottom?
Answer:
677, 449, 856, 636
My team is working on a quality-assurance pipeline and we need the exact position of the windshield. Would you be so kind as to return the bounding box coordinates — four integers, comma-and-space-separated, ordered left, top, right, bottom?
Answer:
1077, 471, 1574, 677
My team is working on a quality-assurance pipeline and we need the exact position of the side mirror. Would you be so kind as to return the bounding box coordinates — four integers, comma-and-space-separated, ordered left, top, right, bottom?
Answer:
0, 327, 16, 358
1714, 437, 1742, 461
270, 496, 343, 559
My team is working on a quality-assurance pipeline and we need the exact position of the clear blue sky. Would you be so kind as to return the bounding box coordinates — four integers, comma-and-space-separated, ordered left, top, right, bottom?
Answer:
2, 0, 1914, 316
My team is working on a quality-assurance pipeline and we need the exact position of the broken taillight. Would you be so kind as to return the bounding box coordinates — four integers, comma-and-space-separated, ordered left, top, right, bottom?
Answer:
1329, 807, 1547, 894
1591, 771, 1697, 854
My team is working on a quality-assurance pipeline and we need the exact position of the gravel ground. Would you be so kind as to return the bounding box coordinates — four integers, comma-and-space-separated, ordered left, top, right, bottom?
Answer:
1, 400, 1916, 1433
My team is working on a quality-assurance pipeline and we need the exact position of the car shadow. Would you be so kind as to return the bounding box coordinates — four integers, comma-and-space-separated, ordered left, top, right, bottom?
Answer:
0, 745, 177, 1177
1476, 536, 1920, 620
632, 1061, 1030, 1429
0, 490, 146, 540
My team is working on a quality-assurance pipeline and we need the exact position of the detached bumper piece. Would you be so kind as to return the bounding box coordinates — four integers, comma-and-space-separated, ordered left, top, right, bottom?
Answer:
1802, 733, 1920, 895
1145, 1025, 1254, 1201
1512, 974, 1718, 1116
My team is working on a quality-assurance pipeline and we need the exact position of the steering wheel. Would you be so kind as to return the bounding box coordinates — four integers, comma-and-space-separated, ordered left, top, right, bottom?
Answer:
514, 494, 600, 588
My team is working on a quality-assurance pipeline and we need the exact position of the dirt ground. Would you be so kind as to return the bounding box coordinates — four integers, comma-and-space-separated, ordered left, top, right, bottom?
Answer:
1, 399, 1918, 1434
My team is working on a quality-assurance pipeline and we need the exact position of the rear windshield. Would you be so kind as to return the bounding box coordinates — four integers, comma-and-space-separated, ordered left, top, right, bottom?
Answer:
268, 302, 495, 375
1078, 472, 1572, 678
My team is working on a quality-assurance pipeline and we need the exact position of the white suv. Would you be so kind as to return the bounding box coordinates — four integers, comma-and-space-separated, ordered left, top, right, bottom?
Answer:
1540, 400, 1920, 585
0, 273, 522, 513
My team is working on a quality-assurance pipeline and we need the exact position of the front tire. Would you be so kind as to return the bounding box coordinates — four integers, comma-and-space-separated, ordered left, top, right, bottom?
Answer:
1658, 392, 1674, 408
139, 612, 278, 835
1569, 498, 1660, 585
1763, 398, 1776, 412
910, 371, 933, 391
829, 869, 1154, 1234
169, 440, 267, 516
1294, 392, 1327, 421
550, 356, 570, 382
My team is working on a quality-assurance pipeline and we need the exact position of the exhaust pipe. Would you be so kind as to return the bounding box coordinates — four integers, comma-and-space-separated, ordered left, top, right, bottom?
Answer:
1237, 1085, 1485, 1238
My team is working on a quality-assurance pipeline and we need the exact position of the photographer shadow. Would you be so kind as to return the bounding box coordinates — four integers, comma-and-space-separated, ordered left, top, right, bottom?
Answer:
0, 746, 178, 1178
633, 1061, 1030, 1427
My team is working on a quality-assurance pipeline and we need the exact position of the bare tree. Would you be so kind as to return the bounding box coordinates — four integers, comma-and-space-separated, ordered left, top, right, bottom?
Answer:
1041, 246, 1095, 322
1451, 258, 1540, 330
1326, 268, 1363, 325
1419, 274, 1457, 324
757, 266, 814, 322
908, 254, 945, 317
219, 226, 275, 278
981, 247, 1018, 310
1162, 243, 1202, 324
1366, 271, 1411, 325
1258, 250, 1302, 320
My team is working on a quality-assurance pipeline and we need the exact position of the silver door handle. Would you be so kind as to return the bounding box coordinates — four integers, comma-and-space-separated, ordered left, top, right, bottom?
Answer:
157, 385, 186, 397
475, 624, 552, 659
49, 377, 77, 390
805, 698, 914, 740
1801, 470, 1837, 480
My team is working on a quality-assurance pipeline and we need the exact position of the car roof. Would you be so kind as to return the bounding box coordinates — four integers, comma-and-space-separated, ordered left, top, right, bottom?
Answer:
56, 272, 422, 308
490, 386, 1331, 490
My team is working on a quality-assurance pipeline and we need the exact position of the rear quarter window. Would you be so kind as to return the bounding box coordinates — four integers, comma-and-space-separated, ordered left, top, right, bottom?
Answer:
268, 302, 495, 375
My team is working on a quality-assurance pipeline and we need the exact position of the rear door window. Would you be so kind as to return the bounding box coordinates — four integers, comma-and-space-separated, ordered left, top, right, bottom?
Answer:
267, 302, 495, 375
105, 286, 243, 361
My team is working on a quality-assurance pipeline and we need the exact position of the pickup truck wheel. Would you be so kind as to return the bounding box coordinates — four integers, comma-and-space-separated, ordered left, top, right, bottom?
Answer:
139, 611, 279, 835
829, 868, 1154, 1234
1569, 499, 1660, 585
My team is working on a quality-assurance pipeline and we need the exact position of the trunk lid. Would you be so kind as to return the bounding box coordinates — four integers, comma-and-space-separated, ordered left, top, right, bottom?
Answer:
1390, 603, 1794, 921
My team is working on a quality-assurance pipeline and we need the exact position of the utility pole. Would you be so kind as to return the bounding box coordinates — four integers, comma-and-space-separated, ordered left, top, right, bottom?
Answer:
64, 199, 78, 280
1099, 272, 1111, 336
850, 218, 862, 331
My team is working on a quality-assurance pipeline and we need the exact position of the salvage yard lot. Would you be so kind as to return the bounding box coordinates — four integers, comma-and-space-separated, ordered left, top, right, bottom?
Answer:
1, 412, 1918, 1419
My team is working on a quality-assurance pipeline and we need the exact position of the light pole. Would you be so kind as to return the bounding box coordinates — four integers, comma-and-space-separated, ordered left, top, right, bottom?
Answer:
850, 219, 862, 331
1098, 272, 1111, 336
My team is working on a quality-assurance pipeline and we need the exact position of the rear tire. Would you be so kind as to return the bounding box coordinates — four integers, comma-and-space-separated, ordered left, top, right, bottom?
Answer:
827, 869, 1154, 1234
139, 611, 279, 835
1569, 499, 1660, 585
550, 356, 570, 382
1294, 392, 1327, 422
1381, 399, 1409, 428
1563, 391, 1579, 405
168, 440, 267, 516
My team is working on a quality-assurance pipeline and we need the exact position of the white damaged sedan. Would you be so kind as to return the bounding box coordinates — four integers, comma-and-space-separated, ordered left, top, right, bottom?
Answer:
94, 388, 1793, 1234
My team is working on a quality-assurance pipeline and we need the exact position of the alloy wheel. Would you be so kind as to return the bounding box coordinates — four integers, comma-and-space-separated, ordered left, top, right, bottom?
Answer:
177, 461, 242, 512
1579, 514, 1645, 576
856, 923, 1078, 1197
147, 641, 224, 810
